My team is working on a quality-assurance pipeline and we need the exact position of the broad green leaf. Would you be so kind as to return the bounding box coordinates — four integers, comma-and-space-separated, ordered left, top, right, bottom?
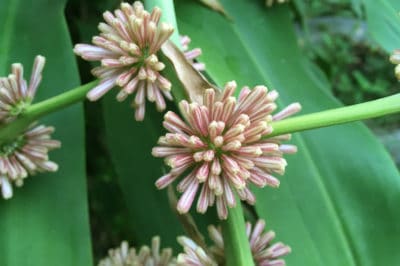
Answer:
362, 0, 400, 52
102, 95, 185, 248
0, 1, 92, 265
176, 1, 400, 265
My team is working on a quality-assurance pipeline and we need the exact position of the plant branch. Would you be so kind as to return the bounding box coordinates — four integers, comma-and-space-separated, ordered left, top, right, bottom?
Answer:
0, 80, 98, 144
268, 93, 400, 138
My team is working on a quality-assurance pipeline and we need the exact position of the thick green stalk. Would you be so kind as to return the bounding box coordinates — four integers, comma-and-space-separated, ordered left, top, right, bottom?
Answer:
268, 93, 400, 138
221, 200, 255, 266
0, 80, 97, 144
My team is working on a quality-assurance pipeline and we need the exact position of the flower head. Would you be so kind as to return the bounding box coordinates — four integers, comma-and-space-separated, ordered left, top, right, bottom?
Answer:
0, 55, 60, 199
180, 35, 205, 71
0, 124, 61, 199
0, 55, 45, 123
98, 236, 176, 266
152, 81, 301, 219
74, 1, 174, 121
177, 219, 291, 266
390, 50, 400, 80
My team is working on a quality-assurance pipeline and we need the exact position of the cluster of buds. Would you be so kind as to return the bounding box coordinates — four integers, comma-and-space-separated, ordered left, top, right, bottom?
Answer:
74, 1, 175, 121
98, 236, 175, 266
152, 81, 301, 219
0, 55, 45, 123
390, 50, 400, 80
99, 220, 290, 266
207, 220, 291, 265
0, 56, 60, 199
265, 0, 289, 7
177, 219, 290, 266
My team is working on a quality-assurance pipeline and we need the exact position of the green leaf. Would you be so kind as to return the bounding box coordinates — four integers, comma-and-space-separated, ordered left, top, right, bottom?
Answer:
102, 95, 185, 248
0, 1, 92, 265
176, 1, 400, 265
362, 0, 400, 52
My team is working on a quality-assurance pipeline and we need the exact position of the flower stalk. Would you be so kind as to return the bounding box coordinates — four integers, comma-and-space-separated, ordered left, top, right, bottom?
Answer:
221, 199, 255, 266
0, 80, 98, 145
268, 92, 400, 138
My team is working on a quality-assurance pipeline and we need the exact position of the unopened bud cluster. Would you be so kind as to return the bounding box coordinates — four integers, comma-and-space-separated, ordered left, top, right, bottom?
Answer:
74, 1, 175, 121
99, 219, 290, 266
0, 56, 60, 199
177, 220, 291, 266
98, 236, 175, 266
153, 81, 301, 219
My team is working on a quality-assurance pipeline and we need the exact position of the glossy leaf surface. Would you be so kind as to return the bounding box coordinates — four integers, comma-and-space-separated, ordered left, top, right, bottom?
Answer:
0, 0, 92, 265
176, 1, 400, 265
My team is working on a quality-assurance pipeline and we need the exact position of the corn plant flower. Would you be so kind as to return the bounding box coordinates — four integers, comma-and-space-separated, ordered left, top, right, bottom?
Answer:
0, 125, 60, 199
152, 81, 301, 219
177, 219, 291, 266
74, 1, 174, 121
98, 236, 176, 266
0, 55, 45, 123
0, 56, 60, 199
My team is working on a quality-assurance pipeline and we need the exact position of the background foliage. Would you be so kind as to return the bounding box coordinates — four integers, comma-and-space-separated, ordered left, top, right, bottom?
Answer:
0, 0, 399, 265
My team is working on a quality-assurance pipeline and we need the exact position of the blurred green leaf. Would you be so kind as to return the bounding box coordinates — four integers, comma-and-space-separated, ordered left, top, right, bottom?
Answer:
0, 0, 92, 265
176, 1, 400, 265
362, 0, 400, 52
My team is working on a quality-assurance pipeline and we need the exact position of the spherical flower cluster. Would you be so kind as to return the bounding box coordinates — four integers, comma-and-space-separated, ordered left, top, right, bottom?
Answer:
74, 1, 174, 121
389, 50, 400, 80
0, 56, 60, 199
0, 55, 45, 123
152, 81, 300, 219
177, 219, 291, 266
98, 237, 176, 266
180, 35, 205, 71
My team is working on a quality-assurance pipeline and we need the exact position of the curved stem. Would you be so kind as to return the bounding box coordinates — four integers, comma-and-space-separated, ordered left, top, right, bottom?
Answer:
26, 80, 98, 119
221, 200, 255, 266
268, 93, 400, 138
0, 80, 97, 144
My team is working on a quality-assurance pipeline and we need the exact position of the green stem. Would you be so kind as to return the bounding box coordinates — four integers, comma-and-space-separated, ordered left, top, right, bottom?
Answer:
221, 200, 255, 266
0, 80, 98, 144
268, 93, 400, 138
145, 0, 181, 48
